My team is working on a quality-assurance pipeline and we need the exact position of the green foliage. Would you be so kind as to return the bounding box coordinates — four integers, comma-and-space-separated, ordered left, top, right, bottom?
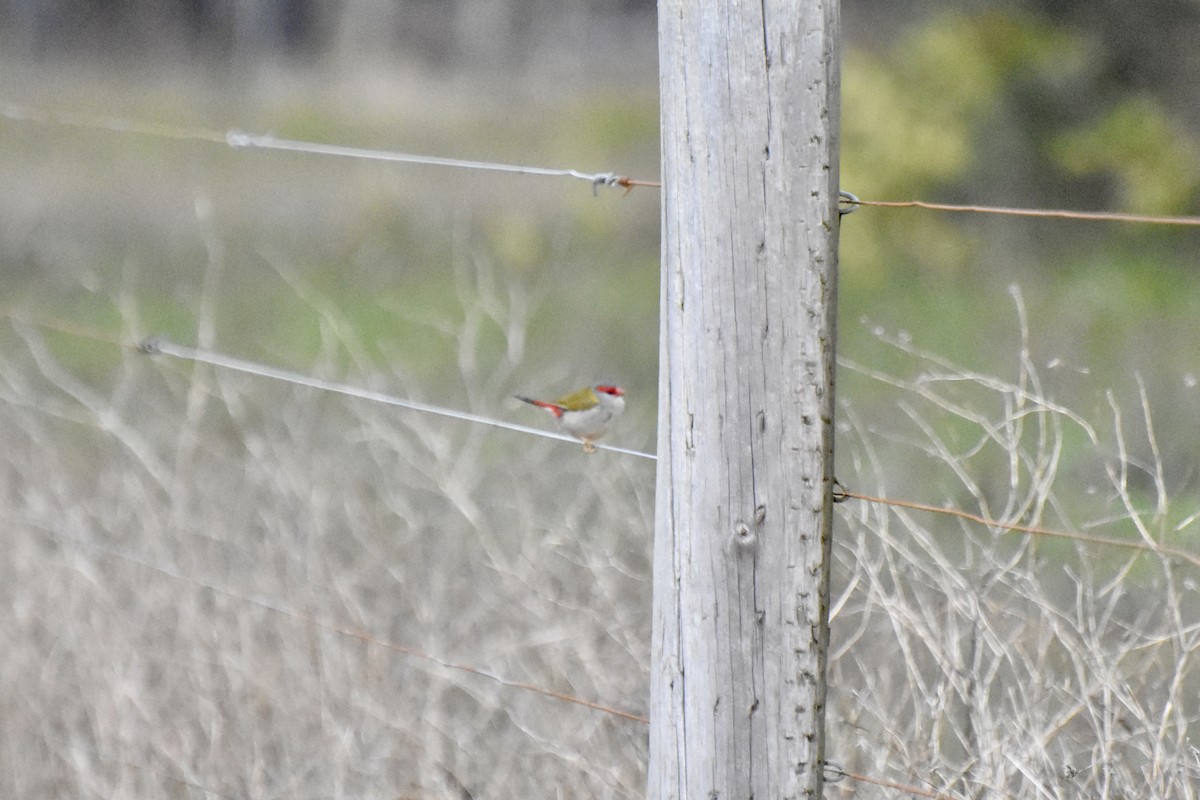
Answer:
841, 8, 1200, 291
841, 12, 1061, 283
1053, 97, 1200, 213
843, 10, 1088, 200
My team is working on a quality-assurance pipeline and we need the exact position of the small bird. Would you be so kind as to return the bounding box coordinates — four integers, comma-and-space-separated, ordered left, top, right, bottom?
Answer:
515, 385, 626, 453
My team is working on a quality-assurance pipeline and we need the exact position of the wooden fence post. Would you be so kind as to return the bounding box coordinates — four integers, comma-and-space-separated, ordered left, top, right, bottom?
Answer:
650, 1, 841, 797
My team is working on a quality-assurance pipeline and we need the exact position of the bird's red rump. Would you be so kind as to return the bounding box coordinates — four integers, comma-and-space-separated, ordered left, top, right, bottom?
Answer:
515, 395, 568, 417
530, 399, 566, 417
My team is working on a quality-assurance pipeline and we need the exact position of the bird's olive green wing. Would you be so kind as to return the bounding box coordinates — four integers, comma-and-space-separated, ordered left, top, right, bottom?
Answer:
553, 386, 599, 411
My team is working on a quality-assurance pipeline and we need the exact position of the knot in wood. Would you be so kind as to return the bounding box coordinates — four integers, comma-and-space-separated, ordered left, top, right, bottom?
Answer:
733, 522, 755, 548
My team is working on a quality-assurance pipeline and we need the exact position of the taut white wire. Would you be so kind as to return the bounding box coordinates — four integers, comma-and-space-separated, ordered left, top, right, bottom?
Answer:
141, 337, 656, 460
1, 103, 629, 191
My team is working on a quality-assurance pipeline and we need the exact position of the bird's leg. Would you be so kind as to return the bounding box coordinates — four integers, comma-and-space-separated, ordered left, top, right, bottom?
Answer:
582, 440, 597, 454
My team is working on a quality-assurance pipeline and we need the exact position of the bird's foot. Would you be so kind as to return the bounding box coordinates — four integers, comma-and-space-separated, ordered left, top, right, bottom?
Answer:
582, 440, 597, 454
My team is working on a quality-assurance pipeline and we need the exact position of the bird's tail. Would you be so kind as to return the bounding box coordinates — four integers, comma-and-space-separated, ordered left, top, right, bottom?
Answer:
514, 395, 564, 418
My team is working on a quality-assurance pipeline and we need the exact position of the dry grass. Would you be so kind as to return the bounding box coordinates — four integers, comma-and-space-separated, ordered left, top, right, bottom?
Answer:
829, 292, 1200, 798
3, 266, 1198, 800
0, 259, 655, 798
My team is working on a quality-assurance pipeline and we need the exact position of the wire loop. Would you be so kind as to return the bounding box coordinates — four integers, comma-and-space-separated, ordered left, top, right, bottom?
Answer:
838, 190, 860, 216
822, 761, 847, 783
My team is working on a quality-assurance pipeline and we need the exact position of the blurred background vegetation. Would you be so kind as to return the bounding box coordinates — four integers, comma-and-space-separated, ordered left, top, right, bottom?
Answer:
3, 0, 1199, 458
3, 0, 1200, 796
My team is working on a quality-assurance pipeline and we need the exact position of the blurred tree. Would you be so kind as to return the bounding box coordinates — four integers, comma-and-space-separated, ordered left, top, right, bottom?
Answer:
1036, 0, 1200, 120
0, 0, 655, 68
0, 0, 325, 59
839, 7, 1200, 286
1054, 97, 1200, 214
